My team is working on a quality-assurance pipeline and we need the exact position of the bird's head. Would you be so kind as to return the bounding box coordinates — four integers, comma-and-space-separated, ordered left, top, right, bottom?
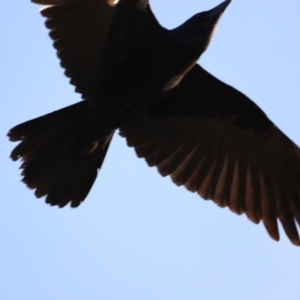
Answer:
172, 0, 231, 59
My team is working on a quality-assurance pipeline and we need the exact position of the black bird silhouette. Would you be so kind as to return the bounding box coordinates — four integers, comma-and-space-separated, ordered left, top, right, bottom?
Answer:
8, 0, 300, 246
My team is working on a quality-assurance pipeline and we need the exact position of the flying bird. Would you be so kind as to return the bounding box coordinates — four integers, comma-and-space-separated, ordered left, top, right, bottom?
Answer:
8, 0, 300, 246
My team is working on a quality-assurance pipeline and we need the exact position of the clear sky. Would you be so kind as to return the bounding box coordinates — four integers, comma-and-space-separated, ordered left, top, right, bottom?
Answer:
1, 1, 300, 299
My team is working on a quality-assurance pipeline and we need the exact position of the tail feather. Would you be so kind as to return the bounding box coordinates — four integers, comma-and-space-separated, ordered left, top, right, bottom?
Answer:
8, 102, 83, 142
8, 101, 113, 208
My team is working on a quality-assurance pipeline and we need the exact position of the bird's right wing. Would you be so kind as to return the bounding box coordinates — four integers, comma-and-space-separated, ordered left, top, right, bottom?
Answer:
120, 64, 300, 246
32, 0, 162, 104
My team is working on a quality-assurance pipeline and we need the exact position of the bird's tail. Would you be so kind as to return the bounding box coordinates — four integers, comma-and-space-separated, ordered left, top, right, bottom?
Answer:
8, 101, 114, 208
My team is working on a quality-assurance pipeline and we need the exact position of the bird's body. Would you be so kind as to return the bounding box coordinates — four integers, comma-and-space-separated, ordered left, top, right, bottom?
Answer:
87, 14, 199, 118
101, 46, 172, 114
8, 0, 300, 246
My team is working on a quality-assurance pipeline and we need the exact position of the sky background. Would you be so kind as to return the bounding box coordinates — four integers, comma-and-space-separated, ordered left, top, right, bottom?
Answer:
1, 1, 300, 299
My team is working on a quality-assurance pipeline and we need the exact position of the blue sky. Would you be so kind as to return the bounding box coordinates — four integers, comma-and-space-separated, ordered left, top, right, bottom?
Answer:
1, 1, 300, 299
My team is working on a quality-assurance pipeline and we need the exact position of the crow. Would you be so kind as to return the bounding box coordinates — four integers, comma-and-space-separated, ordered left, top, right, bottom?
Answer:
8, 0, 300, 246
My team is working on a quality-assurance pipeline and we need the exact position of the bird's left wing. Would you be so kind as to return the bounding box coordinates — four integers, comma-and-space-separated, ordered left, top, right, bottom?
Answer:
120, 64, 300, 246
32, 0, 116, 103
32, 0, 162, 104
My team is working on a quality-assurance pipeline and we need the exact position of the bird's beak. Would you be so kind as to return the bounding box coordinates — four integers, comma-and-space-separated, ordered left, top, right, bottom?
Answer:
205, 0, 231, 27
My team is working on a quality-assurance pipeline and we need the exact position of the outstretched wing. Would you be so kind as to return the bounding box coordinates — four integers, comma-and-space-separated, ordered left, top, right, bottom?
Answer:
120, 64, 300, 246
33, 0, 116, 102
32, 0, 162, 104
